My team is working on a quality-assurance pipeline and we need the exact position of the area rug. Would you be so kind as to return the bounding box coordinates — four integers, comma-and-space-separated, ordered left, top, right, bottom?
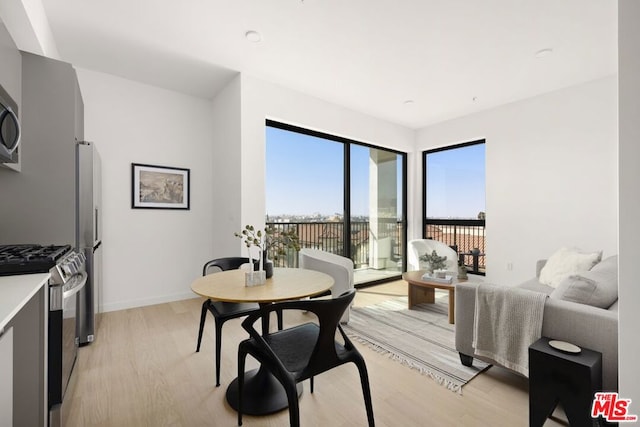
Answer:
343, 295, 490, 394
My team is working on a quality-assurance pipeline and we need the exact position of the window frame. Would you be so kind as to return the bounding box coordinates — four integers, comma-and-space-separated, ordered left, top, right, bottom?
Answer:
422, 139, 486, 275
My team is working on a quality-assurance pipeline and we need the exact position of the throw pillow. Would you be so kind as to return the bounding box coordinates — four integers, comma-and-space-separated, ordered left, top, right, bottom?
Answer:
550, 261, 618, 308
538, 247, 602, 288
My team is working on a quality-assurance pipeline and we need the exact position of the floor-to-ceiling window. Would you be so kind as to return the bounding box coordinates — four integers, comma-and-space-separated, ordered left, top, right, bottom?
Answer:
266, 120, 407, 286
423, 140, 486, 274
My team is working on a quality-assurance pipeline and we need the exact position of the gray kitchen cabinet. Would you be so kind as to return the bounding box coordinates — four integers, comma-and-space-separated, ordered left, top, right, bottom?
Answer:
8, 286, 47, 427
0, 52, 83, 244
0, 21, 22, 170
0, 274, 48, 427
0, 23, 21, 105
0, 327, 13, 427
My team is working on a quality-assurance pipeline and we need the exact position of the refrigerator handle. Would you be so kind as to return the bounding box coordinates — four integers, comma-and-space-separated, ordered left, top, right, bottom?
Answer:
95, 207, 99, 242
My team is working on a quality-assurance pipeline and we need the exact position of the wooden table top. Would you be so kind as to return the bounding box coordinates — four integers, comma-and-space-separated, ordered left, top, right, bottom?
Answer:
190, 267, 334, 303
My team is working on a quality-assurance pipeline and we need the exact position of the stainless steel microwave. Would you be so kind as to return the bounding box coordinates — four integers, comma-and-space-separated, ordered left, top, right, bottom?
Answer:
0, 84, 21, 164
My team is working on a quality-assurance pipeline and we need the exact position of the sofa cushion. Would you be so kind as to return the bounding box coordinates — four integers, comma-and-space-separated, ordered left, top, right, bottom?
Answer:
517, 278, 554, 296
591, 254, 618, 274
550, 255, 618, 308
538, 247, 602, 288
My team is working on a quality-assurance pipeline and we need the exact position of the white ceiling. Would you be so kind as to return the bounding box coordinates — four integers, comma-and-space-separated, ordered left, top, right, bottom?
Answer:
40, 0, 617, 129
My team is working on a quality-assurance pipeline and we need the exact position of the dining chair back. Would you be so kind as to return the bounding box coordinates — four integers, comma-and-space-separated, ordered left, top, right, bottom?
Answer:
236, 289, 374, 427
196, 257, 282, 387
202, 257, 254, 276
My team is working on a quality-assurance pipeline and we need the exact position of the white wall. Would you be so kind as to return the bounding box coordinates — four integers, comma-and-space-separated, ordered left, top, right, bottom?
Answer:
238, 74, 416, 246
72, 69, 415, 311
0, 0, 59, 58
416, 76, 618, 286
210, 74, 242, 258
76, 68, 215, 312
618, 0, 640, 408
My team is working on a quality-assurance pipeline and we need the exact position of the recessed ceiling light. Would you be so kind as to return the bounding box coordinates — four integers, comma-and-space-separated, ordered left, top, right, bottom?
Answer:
535, 48, 553, 58
472, 96, 478, 102
245, 30, 262, 43
403, 100, 415, 106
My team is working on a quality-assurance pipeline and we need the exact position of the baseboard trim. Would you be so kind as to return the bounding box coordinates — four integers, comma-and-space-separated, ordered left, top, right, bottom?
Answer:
100, 292, 199, 313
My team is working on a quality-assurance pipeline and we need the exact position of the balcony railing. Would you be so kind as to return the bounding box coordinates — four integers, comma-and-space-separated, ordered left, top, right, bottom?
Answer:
425, 218, 486, 274
264, 218, 486, 275
265, 220, 402, 270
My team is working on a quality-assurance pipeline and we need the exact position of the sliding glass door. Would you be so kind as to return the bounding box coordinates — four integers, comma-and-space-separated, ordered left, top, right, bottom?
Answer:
266, 120, 407, 286
350, 145, 404, 283
265, 125, 344, 262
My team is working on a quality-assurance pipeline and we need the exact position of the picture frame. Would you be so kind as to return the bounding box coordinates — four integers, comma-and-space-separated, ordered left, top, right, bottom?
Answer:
131, 163, 190, 210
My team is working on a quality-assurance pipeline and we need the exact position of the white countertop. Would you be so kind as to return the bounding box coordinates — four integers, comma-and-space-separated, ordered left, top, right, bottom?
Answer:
0, 273, 49, 331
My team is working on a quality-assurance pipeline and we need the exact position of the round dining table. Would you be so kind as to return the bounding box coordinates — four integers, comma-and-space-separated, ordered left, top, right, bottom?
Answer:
190, 267, 334, 415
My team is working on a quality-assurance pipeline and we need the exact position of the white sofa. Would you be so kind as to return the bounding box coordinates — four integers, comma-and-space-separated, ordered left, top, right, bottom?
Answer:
455, 254, 619, 391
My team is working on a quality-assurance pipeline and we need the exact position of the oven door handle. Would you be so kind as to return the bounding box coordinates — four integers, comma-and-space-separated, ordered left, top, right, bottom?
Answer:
62, 271, 87, 299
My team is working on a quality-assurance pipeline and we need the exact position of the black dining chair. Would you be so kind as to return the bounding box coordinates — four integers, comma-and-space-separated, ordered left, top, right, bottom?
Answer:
195, 257, 283, 387
236, 289, 375, 427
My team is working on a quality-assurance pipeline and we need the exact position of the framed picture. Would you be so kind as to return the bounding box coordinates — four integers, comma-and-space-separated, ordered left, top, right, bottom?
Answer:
131, 163, 190, 210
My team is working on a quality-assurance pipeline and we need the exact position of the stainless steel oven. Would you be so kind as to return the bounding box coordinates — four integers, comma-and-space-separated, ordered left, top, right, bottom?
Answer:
48, 249, 86, 427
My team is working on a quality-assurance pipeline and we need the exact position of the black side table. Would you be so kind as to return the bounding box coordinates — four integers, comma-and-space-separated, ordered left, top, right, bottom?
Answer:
529, 337, 602, 427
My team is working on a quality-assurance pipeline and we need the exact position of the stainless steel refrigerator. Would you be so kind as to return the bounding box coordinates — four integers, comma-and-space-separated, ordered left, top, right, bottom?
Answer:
76, 141, 102, 345
0, 52, 102, 345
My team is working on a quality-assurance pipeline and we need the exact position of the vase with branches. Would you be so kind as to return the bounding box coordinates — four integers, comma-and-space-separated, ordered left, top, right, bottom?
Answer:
234, 225, 301, 278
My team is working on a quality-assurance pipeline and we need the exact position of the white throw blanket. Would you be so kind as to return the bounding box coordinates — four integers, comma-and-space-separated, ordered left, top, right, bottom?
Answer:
472, 284, 547, 377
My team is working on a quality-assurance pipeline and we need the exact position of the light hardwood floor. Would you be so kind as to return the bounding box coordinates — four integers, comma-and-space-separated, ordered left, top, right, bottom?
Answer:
64, 281, 567, 426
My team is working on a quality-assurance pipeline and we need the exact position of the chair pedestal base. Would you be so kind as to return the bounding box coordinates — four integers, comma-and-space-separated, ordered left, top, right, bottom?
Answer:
226, 367, 303, 415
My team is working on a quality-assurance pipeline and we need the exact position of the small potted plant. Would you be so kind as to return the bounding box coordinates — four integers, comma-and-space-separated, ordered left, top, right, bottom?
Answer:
420, 250, 447, 275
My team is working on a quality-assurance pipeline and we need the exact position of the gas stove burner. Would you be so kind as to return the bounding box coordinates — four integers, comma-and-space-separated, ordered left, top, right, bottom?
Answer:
0, 244, 74, 276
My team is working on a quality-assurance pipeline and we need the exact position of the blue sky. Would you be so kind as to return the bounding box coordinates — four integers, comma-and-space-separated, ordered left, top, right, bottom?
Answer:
266, 127, 344, 216
425, 143, 486, 219
266, 126, 484, 219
